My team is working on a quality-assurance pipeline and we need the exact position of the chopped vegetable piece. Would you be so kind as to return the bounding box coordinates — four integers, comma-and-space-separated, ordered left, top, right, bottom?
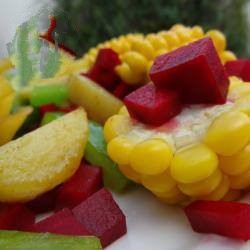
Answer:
85, 121, 132, 192
33, 208, 90, 236
150, 37, 229, 104
56, 164, 103, 209
184, 200, 250, 241
0, 109, 88, 202
30, 84, 69, 107
225, 59, 250, 82
73, 188, 127, 247
40, 112, 64, 126
0, 230, 101, 250
0, 204, 35, 231
124, 82, 182, 125
39, 104, 58, 117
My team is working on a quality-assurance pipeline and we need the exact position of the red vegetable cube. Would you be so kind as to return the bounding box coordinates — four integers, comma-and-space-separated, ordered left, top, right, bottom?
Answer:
184, 200, 250, 241
33, 208, 90, 236
28, 187, 59, 213
39, 104, 57, 117
225, 59, 250, 82
95, 48, 121, 70
56, 164, 103, 210
113, 82, 135, 99
124, 82, 182, 126
0, 204, 35, 231
72, 188, 127, 247
150, 37, 229, 104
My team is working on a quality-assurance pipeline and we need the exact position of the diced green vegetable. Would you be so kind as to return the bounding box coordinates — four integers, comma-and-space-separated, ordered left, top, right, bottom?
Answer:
30, 84, 69, 107
85, 121, 132, 192
41, 112, 64, 126
0, 230, 101, 250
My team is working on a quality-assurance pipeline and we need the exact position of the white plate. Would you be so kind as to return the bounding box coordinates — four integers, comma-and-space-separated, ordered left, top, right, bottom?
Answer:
107, 188, 250, 250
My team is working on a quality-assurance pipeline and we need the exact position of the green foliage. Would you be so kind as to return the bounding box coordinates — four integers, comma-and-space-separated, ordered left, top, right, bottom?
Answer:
54, 0, 248, 57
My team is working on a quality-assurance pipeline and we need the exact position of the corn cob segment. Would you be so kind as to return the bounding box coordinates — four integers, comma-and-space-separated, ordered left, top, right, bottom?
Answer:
81, 25, 236, 85
104, 77, 250, 205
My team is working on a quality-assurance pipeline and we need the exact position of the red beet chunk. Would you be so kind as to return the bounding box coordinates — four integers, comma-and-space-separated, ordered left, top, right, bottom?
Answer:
95, 48, 121, 70
113, 82, 135, 99
56, 164, 103, 210
184, 200, 250, 241
39, 104, 57, 117
225, 59, 250, 82
0, 204, 35, 231
124, 82, 182, 126
72, 188, 127, 247
33, 208, 90, 236
28, 187, 59, 214
150, 37, 229, 104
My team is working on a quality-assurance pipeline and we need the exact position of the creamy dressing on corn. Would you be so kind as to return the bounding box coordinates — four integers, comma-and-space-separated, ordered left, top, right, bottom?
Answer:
127, 101, 235, 151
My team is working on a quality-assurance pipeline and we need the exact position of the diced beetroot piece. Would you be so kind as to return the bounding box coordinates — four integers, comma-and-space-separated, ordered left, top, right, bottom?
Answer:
39, 104, 57, 117
225, 59, 250, 82
95, 48, 121, 70
0, 204, 35, 231
56, 164, 103, 210
124, 82, 182, 126
113, 82, 135, 99
72, 188, 127, 247
59, 105, 77, 113
33, 208, 90, 236
184, 200, 250, 241
150, 37, 229, 104
27, 187, 59, 214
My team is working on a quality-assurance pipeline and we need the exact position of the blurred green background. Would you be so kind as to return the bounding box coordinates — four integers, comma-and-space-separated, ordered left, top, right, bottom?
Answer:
54, 0, 249, 57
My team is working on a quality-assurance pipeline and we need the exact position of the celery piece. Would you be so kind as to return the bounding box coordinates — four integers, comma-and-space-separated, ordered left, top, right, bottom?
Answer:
85, 121, 132, 192
30, 84, 69, 107
0, 230, 101, 250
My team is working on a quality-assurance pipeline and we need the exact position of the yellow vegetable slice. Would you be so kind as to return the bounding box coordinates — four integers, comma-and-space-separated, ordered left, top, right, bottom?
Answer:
69, 74, 123, 124
0, 108, 88, 202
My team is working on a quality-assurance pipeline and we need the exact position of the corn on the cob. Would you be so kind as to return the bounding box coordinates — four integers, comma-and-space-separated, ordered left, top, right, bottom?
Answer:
104, 77, 250, 205
81, 24, 236, 85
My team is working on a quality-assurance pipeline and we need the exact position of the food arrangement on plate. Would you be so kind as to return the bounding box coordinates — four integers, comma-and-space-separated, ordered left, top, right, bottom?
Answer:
0, 12, 249, 249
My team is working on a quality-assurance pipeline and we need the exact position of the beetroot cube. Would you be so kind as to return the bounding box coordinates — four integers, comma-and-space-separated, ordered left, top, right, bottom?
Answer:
39, 104, 57, 117
33, 208, 90, 236
72, 188, 126, 247
0, 204, 35, 231
124, 82, 182, 126
150, 37, 229, 104
28, 187, 59, 213
95, 48, 121, 70
113, 82, 135, 99
225, 59, 250, 82
184, 200, 250, 241
56, 164, 103, 210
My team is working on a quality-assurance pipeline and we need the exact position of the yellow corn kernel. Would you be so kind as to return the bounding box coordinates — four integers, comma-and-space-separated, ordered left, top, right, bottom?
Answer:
104, 114, 131, 142
131, 39, 155, 60
229, 169, 250, 189
220, 50, 237, 64
204, 111, 250, 156
126, 33, 144, 43
0, 93, 14, 119
222, 189, 242, 201
170, 24, 186, 32
155, 48, 168, 57
141, 169, 176, 193
178, 168, 222, 197
115, 63, 142, 84
206, 30, 226, 52
107, 136, 136, 165
88, 48, 98, 57
154, 186, 187, 205
200, 175, 230, 201
228, 84, 250, 100
0, 107, 33, 146
146, 34, 168, 50
174, 28, 192, 43
110, 39, 130, 54
170, 143, 218, 184
118, 106, 129, 116
219, 144, 250, 175
121, 51, 148, 74
119, 164, 141, 183
160, 31, 181, 49
130, 139, 173, 175
191, 26, 204, 39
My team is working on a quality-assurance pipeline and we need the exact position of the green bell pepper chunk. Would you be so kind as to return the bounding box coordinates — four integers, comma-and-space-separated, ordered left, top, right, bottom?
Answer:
85, 121, 132, 192
41, 112, 64, 126
0, 231, 101, 250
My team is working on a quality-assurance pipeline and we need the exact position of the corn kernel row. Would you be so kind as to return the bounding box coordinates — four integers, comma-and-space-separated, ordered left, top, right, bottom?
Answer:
104, 79, 250, 205
81, 24, 236, 85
